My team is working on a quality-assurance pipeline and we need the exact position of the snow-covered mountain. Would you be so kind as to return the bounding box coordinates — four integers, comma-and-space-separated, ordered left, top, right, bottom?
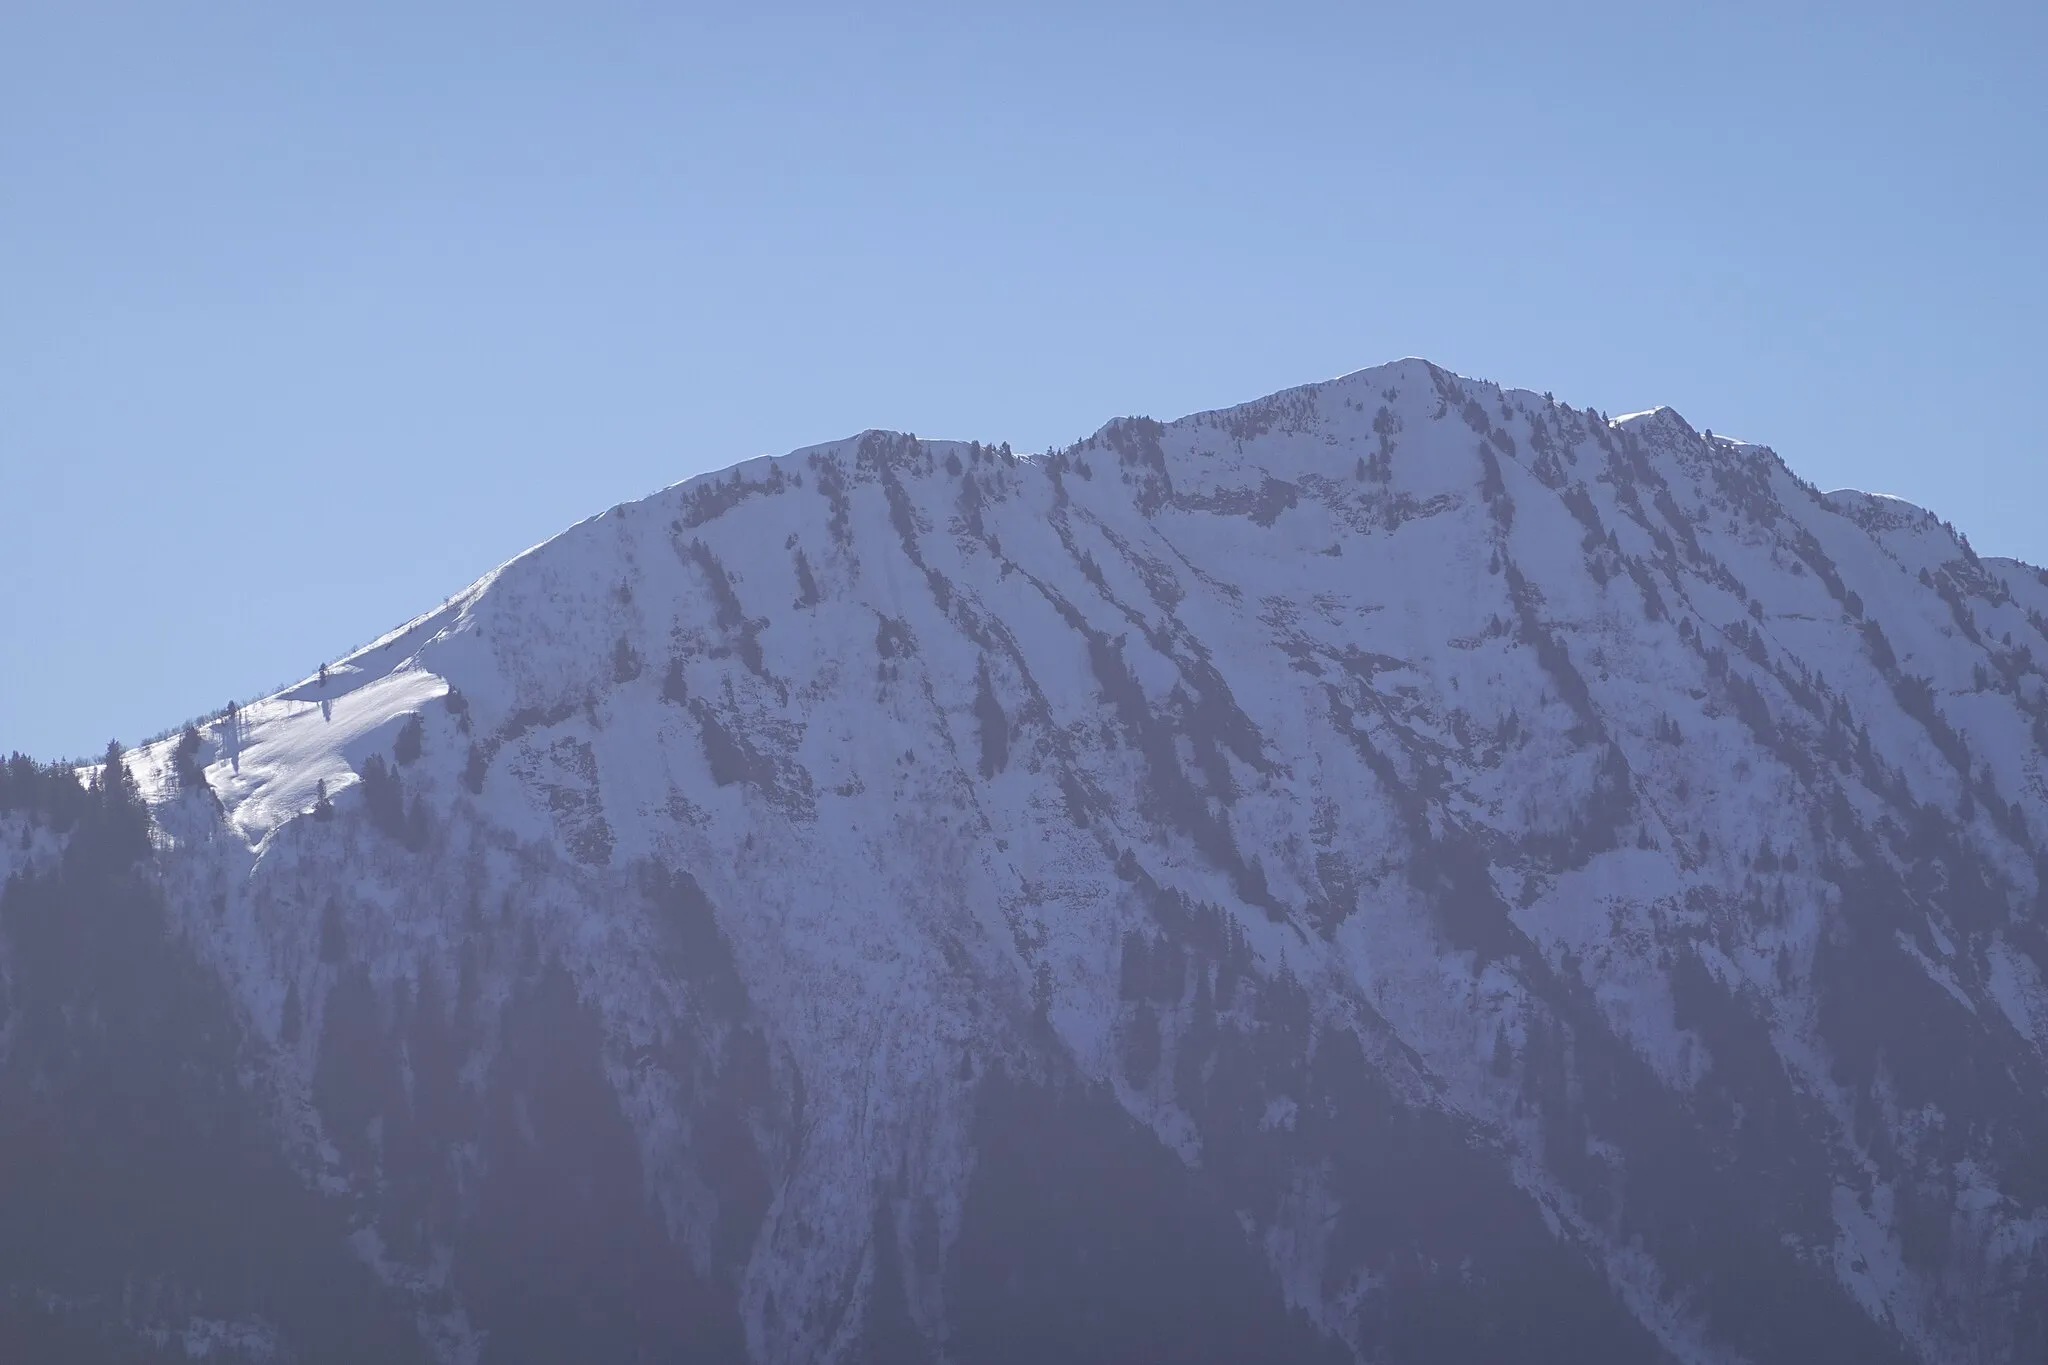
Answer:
6, 358, 2047, 1363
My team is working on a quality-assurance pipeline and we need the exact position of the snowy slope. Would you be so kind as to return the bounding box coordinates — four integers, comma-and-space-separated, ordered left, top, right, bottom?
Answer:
65, 359, 2048, 1362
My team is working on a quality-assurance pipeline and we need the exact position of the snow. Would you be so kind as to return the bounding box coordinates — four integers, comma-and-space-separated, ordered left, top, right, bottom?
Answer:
206, 663, 451, 844
97, 356, 2048, 1365
1987, 938, 2048, 1048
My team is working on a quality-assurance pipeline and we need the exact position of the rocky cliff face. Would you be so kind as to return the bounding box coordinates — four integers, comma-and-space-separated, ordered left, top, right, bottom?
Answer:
5, 358, 2047, 1363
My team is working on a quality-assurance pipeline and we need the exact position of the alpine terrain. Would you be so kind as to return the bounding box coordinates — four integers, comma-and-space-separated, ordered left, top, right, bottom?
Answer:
7, 358, 2048, 1364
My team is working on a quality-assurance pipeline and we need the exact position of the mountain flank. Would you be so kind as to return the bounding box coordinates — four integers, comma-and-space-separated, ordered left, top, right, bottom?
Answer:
5, 358, 2047, 1363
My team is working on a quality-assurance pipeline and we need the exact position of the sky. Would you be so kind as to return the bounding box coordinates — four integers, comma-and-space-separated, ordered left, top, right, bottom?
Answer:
2, 1, 2043, 760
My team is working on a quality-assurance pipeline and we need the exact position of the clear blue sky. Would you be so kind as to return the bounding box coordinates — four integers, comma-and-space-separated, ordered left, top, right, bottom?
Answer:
3, 2, 2043, 760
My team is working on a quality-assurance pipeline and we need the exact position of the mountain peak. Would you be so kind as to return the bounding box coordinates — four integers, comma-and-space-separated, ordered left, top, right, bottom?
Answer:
44, 360, 2048, 1364
1612, 403, 1694, 433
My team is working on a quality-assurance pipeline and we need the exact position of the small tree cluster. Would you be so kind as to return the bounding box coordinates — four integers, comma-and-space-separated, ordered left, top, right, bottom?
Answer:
443, 687, 471, 734
171, 725, 208, 791
0, 753, 89, 829
393, 714, 425, 767
358, 755, 429, 851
